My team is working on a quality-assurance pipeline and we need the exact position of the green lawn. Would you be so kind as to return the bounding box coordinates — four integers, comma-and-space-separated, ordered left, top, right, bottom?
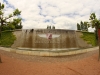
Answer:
81, 32, 96, 46
0, 31, 16, 47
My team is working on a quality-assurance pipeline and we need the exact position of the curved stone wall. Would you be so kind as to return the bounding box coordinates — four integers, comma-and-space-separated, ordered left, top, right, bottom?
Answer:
12, 29, 92, 48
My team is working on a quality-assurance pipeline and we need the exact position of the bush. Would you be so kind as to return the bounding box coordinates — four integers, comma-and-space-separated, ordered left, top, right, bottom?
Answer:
0, 31, 16, 47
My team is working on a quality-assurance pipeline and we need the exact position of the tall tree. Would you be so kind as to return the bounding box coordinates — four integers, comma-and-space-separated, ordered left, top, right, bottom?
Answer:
89, 13, 100, 40
0, 3, 4, 37
84, 21, 88, 31
0, 3, 22, 37
77, 23, 81, 30
80, 21, 84, 31
89, 13, 100, 61
0, 3, 22, 63
0, 3, 4, 63
89, 13, 100, 29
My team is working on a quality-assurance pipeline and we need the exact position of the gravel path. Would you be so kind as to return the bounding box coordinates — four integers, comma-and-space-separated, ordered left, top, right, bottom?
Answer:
0, 49, 100, 75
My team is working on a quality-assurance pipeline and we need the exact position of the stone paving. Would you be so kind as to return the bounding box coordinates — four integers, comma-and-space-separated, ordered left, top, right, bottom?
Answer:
0, 47, 100, 75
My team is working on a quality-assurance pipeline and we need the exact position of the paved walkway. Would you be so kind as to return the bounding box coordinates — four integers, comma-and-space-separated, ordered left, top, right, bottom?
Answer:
0, 47, 100, 75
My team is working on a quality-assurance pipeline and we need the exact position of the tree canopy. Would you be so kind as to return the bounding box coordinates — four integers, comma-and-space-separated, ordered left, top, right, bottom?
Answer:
0, 3, 22, 37
77, 13, 100, 31
77, 21, 88, 31
89, 13, 100, 29
77, 13, 100, 45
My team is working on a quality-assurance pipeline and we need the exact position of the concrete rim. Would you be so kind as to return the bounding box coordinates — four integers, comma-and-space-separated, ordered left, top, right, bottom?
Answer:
0, 46, 98, 56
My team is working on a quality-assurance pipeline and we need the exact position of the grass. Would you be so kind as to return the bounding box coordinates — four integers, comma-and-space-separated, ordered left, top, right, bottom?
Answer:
81, 31, 96, 46
0, 31, 16, 47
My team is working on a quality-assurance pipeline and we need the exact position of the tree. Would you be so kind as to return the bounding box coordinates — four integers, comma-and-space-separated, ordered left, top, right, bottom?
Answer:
89, 13, 100, 41
83, 21, 88, 31
0, 3, 22, 37
77, 21, 88, 31
89, 13, 100, 29
0, 3, 4, 37
80, 21, 84, 31
52, 26, 55, 29
89, 13, 100, 61
47, 25, 49, 29
77, 23, 81, 30
47, 25, 51, 29
11, 18, 22, 29
76, 13, 100, 60
0, 3, 22, 63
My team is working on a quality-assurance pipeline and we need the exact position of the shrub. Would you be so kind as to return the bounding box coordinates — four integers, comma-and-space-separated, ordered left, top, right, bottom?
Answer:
0, 31, 16, 47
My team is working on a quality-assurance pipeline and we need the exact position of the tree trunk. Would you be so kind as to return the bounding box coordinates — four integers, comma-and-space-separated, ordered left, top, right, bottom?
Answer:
0, 19, 3, 38
0, 26, 1, 38
98, 40, 100, 61
95, 26, 99, 45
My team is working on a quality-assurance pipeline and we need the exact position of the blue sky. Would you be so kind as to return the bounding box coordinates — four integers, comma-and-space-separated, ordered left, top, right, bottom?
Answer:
1, 0, 100, 31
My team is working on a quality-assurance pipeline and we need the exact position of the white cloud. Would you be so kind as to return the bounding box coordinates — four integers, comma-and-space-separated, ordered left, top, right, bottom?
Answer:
1, 0, 100, 31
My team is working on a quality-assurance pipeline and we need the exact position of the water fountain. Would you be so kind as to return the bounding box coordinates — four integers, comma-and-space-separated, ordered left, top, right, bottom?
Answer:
11, 29, 92, 56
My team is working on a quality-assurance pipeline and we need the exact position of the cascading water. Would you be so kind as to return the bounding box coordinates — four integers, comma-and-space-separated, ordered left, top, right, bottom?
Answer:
12, 29, 92, 49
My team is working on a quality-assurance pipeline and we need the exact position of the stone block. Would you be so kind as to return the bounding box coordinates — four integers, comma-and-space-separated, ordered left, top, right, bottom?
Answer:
4, 48, 11, 52
29, 51, 40, 56
76, 50, 82, 54
59, 52, 69, 56
16, 50, 23, 54
40, 52, 50, 56
68, 51, 76, 55
10, 49, 16, 53
81, 49, 87, 53
23, 51, 30, 55
49, 52, 59, 56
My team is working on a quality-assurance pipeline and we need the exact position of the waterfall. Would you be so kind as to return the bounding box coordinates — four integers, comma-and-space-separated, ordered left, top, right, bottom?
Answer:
12, 29, 92, 49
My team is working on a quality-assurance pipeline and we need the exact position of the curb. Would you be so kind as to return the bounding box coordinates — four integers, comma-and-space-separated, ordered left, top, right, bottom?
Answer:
0, 47, 98, 56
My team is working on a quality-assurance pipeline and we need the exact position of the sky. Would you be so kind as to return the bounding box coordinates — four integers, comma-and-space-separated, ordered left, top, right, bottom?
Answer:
1, 0, 100, 31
